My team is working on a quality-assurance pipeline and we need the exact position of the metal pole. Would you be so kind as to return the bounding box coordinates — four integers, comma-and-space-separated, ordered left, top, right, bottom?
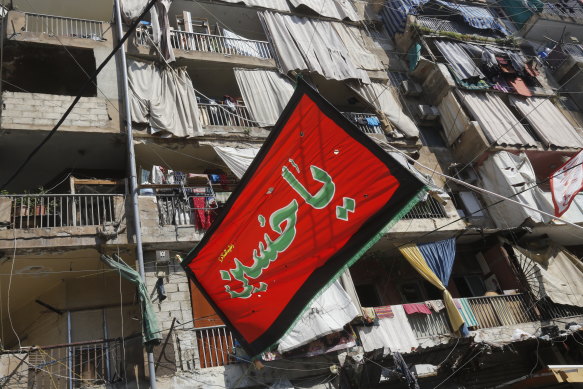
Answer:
67, 311, 73, 389
113, 1, 158, 388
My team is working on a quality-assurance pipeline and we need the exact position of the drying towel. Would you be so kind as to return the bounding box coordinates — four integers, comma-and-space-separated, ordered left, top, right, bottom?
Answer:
403, 303, 432, 315
456, 298, 479, 327
374, 305, 394, 319
426, 300, 446, 312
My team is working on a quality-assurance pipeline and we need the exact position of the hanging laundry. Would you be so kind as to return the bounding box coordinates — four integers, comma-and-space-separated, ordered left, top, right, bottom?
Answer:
507, 76, 532, 96
374, 305, 395, 319
357, 305, 419, 354
403, 303, 432, 315
425, 299, 446, 312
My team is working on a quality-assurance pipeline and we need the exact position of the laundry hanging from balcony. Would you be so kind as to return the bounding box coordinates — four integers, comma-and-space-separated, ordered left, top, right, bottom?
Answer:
456, 91, 537, 147
349, 82, 419, 138
513, 244, 583, 307
509, 96, 583, 149
357, 305, 419, 355
435, 40, 486, 82
206, 143, 261, 179
128, 60, 202, 137
478, 151, 554, 228
216, 0, 361, 20
259, 12, 375, 82
399, 238, 466, 335
234, 69, 295, 126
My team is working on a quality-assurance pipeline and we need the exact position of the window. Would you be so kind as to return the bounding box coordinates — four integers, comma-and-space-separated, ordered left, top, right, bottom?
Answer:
419, 126, 447, 148
454, 275, 487, 297
355, 284, 382, 307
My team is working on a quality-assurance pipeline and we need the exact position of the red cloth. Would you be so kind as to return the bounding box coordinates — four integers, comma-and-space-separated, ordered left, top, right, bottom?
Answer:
403, 303, 432, 315
508, 76, 532, 97
192, 197, 211, 230
374, 305, 394, 319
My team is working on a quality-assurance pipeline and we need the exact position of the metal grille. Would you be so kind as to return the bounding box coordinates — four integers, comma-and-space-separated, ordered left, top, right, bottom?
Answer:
402, 196, 447, 219
194, 325, 235, 368
466, 293, 537, 329
407, 309, 452, 338
342, 112, 384, 134
537, 298, 583, 321
2, 195, 119, 229
198, 103, 259, 128
24, 12, 104, 40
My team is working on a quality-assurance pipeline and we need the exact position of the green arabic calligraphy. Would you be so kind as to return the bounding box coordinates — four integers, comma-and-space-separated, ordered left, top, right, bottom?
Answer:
282, 165, 336, 209
224, 199, 299, 299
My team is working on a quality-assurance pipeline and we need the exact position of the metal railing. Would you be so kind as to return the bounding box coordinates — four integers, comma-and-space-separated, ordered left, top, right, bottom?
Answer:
155, 194, 216, 229
136, 25, 273, 59
537, 297, 583, 321
407, 309, 452, 338
541, 3, 583, 19
466, 293, 537, 329
342, 112, 384, 135
1, 194, 119, 229
194, 325, 235, 368
27, 339, 127, 388
24, 12, 104, 40
402, 196, 448, 220
198, 103, 259, 128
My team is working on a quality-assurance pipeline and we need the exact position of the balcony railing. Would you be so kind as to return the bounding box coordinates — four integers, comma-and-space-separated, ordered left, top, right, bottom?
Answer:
198, 103, 259, 128
24, 12, 104, 40
541, 3, 583, 19
402, 196, 448, 220
466, 294, 537, 329
342, 112, 384, 135
407, 309, 451, 338
27, 338, 128, 388
136, 25, 273, 59
194, 325, 235, 368
0, 194, 119, 229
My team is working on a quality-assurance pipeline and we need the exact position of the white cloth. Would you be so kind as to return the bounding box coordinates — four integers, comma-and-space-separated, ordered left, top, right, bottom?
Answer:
438, 91, 471, 146
350, 82, 418, 138
289, 0, 360, 21
331, 23, 384, 71
212, 145, 260, 179
150, 0, 175, 62
260, 11, 369, 82
215, 0, 291, 12
457, 91, 537, 147
277, 281, 359, 353
514, 245, 583, 307
234, 69, 294, 126
357, 305, 419, 355
222, 29, 270, 58
550, 151, 583, 217
128, 60, 202, 137
121, 0, 149, 20
435, 40, 485, 81
478, 151, 553, 228
509, 96, 583, 148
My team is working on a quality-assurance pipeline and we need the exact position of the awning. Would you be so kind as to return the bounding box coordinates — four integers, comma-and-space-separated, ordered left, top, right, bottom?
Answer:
234, 68, 295, 126
215, 0, 361, 20
478, 151, 553, 228
211, 144, 260, 179
509, 96, 583, 149
277, 280, 359, 353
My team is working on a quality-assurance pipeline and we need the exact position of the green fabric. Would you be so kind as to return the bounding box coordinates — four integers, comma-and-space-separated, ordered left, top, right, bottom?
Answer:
101, 254, 162, 346
408, 43, 422, 72
447, 66, 491, 90
498, 0, 541, 29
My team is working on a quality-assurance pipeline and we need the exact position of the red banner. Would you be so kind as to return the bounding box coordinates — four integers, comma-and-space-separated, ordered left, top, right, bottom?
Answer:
182, 81, 425, 355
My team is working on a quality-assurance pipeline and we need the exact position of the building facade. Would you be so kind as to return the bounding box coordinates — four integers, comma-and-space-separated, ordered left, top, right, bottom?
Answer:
0, 0, 582, 387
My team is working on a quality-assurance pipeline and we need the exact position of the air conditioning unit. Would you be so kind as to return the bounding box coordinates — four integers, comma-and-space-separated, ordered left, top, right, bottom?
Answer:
156, 250, 171, 264
417, 104, 440, 121
400, 80, 422, 97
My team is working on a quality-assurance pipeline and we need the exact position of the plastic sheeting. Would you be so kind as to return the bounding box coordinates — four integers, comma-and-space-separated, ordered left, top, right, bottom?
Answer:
331, 23, 384, 71
212, 145, 260, 179
277, 280, 359, 353
289, 0, 360, 21
128, 60, 202, 137
350, 82, 419, 138
357, 305, 419, 355
514, 245, 583, 307
234, 68, 295, 126
260, 11, 371, 82
216, 0, 290, 11
478, 151, 553, 228
457, 91, 537, 147
438, 91, 471, 146
435, 40, 485, 81
509, 96, 583, 148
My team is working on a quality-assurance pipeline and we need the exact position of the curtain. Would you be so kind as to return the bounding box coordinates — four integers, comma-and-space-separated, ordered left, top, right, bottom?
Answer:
289, 0, 360, 21
350, 82, 419, 138
457, 91, 537, 147
509, 96, 583, 148
234, 69, 295, 126
128, 60, 202, 137
212, 145, 261, 179
100, 254, 162, 346
417, 238, 456, 286
399, 245, 465, 333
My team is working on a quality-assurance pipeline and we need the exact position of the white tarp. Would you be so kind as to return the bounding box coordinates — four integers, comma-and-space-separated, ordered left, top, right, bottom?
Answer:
215, 0, 290, 11
121, 0, 149, 19
457, 91, 537, 147
331, 23, 384, 71
550, 151, 583, 217
435, 40, 485, 81
234, 68, 295, 126
478, 151, 553, 228
509, 96, 583, 149
350, 82, 419, 138
260, 11, 370, 82
357, 305, 419, 355
128, 60, 202, 137
290, 0, 360, 21
277, 280, 359, 353
212, 145, 260, 179
514, 245, 583, 307
438, 91, 471, 146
